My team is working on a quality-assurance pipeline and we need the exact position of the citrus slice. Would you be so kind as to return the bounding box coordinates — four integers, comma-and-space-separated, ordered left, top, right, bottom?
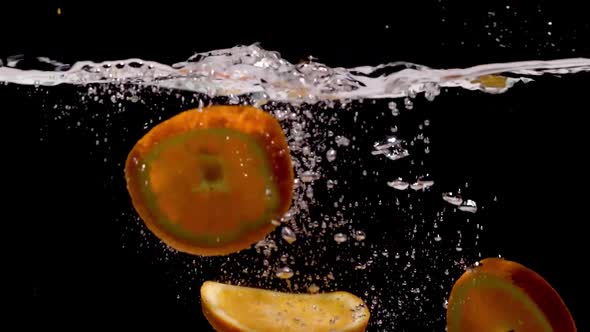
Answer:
125, 105, 294, 256
200, 281, 370, 332
446, 257, 576, 332
472, 74, 508, 88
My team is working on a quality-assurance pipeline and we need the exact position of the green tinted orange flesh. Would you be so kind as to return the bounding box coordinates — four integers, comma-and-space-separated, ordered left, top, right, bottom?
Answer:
125, 105, 294, 256
446, 258, 576, 332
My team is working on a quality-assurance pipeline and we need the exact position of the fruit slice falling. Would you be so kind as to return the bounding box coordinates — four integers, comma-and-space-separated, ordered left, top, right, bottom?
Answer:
446, 257, 576, 332
200, 281, 370, 332
125, 105, 294, 256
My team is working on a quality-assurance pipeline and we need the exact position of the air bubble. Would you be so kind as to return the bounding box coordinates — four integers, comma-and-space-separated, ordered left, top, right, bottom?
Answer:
353, 230, 366, 241
326, 148, 337, 162
334, 233, 348, 243
281, 226, 297, 244
326, 179, 336, 189
300, 170, 320, 182
387, 178, 409, 190
335, 135, 350, 147
308, 284, 320, 294
372, 136, 410, 161
404, 97, 414, 110
458, 199, 478, 213
388, 101, 399, 116
306, 186, 314, 199
410, 176, 435, 190
442, 192, 463, 206
275, 266, 294, 279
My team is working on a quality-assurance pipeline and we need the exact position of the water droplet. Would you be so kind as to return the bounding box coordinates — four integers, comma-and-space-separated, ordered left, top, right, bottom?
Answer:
458, 199, 478, 213
334, 233, 348, 243
442, 192, 463, 206
335, 135, 350, 147
326, 148, 337, 162
434, 234, 442, 242
281, 226, 297, 244
300, 170, 320, 182
443, 300, 448, 309
353, 230, 366, 241
387, 178, 409, 190
275, 266, 294, 279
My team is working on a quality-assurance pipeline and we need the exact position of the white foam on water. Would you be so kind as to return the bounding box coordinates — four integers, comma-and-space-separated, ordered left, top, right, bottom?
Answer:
2, 44, 589, 103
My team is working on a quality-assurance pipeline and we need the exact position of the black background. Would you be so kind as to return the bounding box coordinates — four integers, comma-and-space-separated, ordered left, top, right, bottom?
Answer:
20, 0, 590, 330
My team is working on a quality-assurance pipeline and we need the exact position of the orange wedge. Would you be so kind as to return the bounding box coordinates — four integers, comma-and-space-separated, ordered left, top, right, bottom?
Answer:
125, 105, 294, 256
200, 281, 370, 332
446, 257, 576, 332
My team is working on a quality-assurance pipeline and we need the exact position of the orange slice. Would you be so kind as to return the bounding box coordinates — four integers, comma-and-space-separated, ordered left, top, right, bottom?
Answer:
446, 257, 576, 332
200, 281, 370, 332
125, 105, 294, 256
472, 75, 508, 88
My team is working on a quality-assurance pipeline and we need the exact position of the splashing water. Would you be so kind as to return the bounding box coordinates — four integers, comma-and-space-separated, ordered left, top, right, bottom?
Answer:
3, 44, 590, 103
29, 44, 590, 330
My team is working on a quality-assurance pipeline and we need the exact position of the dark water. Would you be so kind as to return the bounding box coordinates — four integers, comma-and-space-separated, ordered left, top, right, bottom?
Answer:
24, 1, 590, 331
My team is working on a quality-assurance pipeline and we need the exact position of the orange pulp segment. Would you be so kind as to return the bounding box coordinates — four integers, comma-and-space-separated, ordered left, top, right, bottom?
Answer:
446, 257, 576, 332
125, 105, 294, 256
201, 281, 371, 332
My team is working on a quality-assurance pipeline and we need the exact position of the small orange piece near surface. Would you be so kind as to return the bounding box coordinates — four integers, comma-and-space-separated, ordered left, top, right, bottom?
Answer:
446, 257, 576, 332
200, 281, 370, 332
473, 74, 508, 88
125, 105, 293, 256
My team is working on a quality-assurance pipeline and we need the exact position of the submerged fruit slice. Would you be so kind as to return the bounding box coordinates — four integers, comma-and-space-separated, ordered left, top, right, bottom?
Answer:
446, 257, 576, 332
125, 105, 293, 256
201, 281, 370, 332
